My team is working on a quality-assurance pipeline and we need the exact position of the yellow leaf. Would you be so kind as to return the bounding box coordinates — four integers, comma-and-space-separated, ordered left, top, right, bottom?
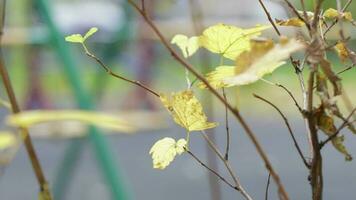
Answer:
332, 135, 352, 161
316, 108, 352, 161
324, 8, 339, 19
65, 34, 84, 43
334, 42, 349, 62
160, 90, 217, 132
0, 132, 17, 150
83, 27, 98, 40
199, 23, 270, 60
223, 38, 304, 86
198, 66, 235, 89
324, 8, 353, 22
65, 27, 98, 43
7, 110, 136, 133
276, 18, 305, 27
171, 34, 200, 58
149, 137, 187, 169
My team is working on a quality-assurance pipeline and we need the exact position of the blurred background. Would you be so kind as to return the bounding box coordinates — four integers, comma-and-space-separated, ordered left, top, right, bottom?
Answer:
0, 0, 355, 199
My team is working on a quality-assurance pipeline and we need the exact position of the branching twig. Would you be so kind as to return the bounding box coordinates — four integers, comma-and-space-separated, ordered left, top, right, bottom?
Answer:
254, 94, 311, 168
82, 44, 160, 97
200, 131, 253, 200
127, 1, 289, 199
186, 149, 238, 191
276, 84, 304, 114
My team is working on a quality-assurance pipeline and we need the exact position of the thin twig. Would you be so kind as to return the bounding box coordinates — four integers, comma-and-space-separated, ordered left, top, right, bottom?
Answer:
276, 84, 304, 114
201, 131, 253, 200
254, 94, 311, 168
222, 88, 230, 161
257, 0, 281, 35
186, 150, 238, 191
127, 1, 289, 199
265, 173, 271, 200
258, 0, 314, 166
82, 44, 160, 97
319, 107, 356, 148
337, 64, 355, 74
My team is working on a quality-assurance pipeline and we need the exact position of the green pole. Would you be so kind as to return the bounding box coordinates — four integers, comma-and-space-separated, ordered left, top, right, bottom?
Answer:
35, 0, 130, 199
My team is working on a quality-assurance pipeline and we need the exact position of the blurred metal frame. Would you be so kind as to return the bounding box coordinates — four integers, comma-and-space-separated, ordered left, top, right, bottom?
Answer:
34, 0, 131, 199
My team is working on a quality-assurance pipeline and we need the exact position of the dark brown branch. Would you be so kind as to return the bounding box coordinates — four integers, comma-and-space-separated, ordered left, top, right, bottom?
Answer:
186, 150, 238, 191
127, 1, 289, 199
82, 45, 160, 97
319, 107, 356, 148
254, 94, 311, 168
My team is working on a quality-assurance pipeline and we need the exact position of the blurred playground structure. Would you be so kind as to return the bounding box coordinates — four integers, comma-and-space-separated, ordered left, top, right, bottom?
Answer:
0, 0, 355, 200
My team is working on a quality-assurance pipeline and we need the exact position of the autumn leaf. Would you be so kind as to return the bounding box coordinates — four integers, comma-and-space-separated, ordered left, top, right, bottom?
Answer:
334, 42, 349, 62
65, 27, 98, 43
198, 66, 235, 89
7, 110, 136, 133
199, 23, 270, 60
160, 90, 217, 132
222, 37, 304, 86
316, 107, 352, 161
276, 18, 305, 27
319, 59, 341, 96
171, 34, 200, 58
323, 8, 353, 22
149, 137, 187, 169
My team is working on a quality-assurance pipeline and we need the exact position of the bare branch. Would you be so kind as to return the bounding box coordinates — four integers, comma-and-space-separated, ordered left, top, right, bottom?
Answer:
200, 131, 253, 200
257, 0, 281, 35
254, 94, 311, 168
82, 44, 160, 97
186, 150, 238, 191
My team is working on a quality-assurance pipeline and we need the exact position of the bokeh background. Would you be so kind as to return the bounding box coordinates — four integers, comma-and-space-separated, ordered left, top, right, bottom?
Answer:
0, 0, 355, 199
